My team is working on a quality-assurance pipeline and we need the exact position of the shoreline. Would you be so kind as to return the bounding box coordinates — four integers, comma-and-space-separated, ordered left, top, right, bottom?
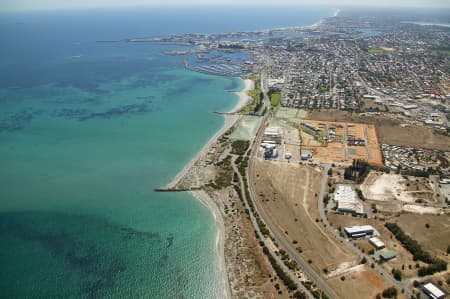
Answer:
165, 78, 253, 189
130, 8, 338, 45
228, 79, 254, 114
161, 10, 334, 295
191, 190, 231, 299
163, 9, 334, 294
164, 77, 253, 299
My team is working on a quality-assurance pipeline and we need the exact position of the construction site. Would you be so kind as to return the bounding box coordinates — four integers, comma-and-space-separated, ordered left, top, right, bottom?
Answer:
299, 120, 384, 167
262, 108, 384, 167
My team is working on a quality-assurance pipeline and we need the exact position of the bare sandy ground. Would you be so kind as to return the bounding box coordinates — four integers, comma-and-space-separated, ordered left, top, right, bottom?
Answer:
229, 79, 254, 114
253, 160, 358, 273
402, 204, 441, 214
361, 172, 415, 202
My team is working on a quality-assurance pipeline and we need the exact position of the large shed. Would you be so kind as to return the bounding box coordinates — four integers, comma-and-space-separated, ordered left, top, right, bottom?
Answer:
369, 237, 385, 250
344, 225, 374, 238
423, 282, 446, 299
379, 250, 396, 261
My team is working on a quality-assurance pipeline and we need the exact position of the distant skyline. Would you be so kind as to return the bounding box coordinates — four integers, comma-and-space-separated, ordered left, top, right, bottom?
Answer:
1, 0, 450, 12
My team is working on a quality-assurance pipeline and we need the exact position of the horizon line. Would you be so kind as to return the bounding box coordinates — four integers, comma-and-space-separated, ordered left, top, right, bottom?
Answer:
1, 3, 450, 13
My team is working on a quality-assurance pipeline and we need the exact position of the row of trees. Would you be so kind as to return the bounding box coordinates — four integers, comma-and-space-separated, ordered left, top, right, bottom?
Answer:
262, 246, 298, 291
385, 223, 447, 277
385, 223, 432, 263
418, 260, 448, 277
233, 153, 300, 292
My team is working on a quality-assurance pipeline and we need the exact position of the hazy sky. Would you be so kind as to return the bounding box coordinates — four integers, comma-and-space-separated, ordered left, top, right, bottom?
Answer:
1, 0, 449, 11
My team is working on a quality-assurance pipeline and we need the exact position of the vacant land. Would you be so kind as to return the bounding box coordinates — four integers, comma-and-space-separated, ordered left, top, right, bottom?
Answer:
217, 187, 292, 299
361, 171, 436, 204
305, 111, 450, 151
298, 130, 322, 148
327, 265, 395, 299
253, 161, 357, 271
396, 213, 450, 258
229, 116, 261, 141
252, 161, 367, 296
275, 107, 306, 120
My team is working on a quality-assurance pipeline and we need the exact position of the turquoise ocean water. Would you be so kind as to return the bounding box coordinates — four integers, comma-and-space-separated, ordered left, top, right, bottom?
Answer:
0, 6, 332, 298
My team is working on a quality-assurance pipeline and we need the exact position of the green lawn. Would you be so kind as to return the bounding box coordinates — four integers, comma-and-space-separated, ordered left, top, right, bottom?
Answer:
368, 48, 385, 53
242, 80, 263, 114
270, 93, 281, 107
434, 49, 450, 56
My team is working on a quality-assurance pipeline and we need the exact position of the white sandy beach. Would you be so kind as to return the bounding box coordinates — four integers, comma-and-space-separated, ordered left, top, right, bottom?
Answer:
165, 78, 253, 189
163, 78, 254, 299
191, 190, 231, 299
229, 79, 254, 114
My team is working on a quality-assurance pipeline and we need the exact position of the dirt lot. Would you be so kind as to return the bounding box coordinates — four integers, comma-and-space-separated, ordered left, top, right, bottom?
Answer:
305, 111, 450, 151
361, 171, 436, 204
300, 131, 321, 147
327, 265, 400, 299
396, 213, 450, 258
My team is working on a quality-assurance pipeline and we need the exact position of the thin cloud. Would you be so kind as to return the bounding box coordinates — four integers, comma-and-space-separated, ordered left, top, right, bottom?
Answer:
1, 0, 449, 12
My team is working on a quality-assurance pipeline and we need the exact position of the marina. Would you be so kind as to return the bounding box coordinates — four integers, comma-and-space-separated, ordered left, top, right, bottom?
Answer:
189, 63, 247, 77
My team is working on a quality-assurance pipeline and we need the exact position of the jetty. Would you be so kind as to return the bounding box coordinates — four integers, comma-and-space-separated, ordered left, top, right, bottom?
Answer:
154, 187, 201, 192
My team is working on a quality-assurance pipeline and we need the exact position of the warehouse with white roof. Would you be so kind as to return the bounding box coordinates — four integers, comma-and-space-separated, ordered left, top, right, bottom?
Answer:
369, 237, 385, 250
334, 185, 364, 215
423, 282, 446, 299
344, 225, 374, 238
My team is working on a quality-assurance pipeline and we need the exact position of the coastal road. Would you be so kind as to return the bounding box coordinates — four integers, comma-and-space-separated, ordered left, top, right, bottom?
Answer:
231, 156, 314, 299
317, 164, 412, 296
246, 109, 341, 299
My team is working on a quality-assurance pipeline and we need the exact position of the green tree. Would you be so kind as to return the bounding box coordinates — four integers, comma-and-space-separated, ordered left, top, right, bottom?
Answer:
382, 287, 397, 298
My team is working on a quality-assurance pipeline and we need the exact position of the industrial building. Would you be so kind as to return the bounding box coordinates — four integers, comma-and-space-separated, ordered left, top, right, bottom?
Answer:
301, 149, 313, 161
369, 237, 385, 250
263, 126, 283, 143
379, 250, 397, 261
343, 225, 374, 238
334, 185, 364, 215
423, 282, 446, 299
300, 122, 321, 134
